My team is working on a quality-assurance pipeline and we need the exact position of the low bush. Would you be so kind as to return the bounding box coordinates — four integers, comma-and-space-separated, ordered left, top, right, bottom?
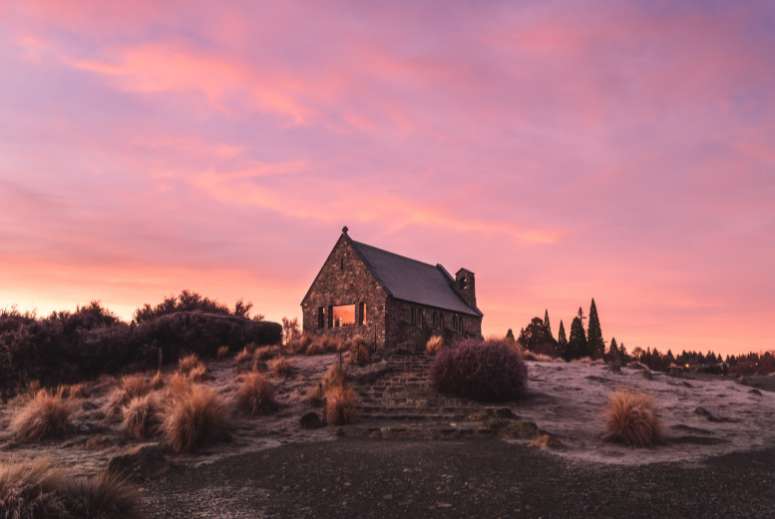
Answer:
10, 388, 74, 442
0, 459, 139, 519
122, 394, 161, 440
306, 335, 340, 355
431, 339, 528, 402
425, 335, 444, 355
235, 372, 277, 416
234, 346, 253, 365
254, 346, 279, 361
0, 293, 282, 397
324, 385, 357, 425
162, 384, 232, 453
603, 390, 661, 447
322, 363, 347, 389
178, 354, 204, 374
286, 334, 313, 354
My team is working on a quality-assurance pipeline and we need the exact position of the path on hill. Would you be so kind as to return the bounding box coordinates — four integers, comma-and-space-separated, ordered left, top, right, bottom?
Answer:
139, 439, 775, 518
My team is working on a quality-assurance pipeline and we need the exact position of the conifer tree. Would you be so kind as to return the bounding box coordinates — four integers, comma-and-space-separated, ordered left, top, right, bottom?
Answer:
567, 315, 587, 360
505, 328, 515, 343
557, 320, 567, 345
587, 298, 605, 359
609, 337, 619, 361
543, 309, 553, 339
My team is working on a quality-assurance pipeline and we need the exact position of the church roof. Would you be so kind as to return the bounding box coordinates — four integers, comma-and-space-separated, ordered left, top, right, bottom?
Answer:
350, 239, 481, 316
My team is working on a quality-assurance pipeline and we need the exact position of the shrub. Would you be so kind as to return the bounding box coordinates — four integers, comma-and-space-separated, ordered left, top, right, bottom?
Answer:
269, 357, 293, 377
162, 384, 231, 453
235, 372, 277, 416
60, 383, 88, 399
426, 335, 444, 355
122, 394, 160, 440
178, 353, 203, 374
0, 460, 139, 519
286, 334, 312, 354
254, 346, 279, 361
216, 345, 230, 359
431, 339, 528, 402
10, 388, 73, 442
324, 385, 357, 425
166, 372, 192, 396
234, 347, 252, 365
603, 390, 661, 447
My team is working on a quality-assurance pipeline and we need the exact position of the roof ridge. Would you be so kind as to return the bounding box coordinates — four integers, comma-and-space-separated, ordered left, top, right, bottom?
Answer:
350, 240, 438, 269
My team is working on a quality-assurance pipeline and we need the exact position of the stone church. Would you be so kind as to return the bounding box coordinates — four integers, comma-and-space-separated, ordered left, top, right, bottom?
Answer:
301, 227, 483, 351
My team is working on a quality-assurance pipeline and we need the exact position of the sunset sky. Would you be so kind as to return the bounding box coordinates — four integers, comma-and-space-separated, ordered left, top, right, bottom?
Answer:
1, 1, 774, 354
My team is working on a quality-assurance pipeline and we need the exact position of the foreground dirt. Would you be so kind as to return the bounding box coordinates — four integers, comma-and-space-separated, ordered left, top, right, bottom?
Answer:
138, 439, 775, 519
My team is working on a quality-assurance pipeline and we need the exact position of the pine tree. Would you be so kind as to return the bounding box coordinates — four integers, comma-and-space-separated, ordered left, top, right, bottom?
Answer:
609, 337, 619, 361
567, 315, 587, 360
587, 298, 605, 359
505, 328, 515, 343
557, 320, 567, 345
543, 309, 553, 339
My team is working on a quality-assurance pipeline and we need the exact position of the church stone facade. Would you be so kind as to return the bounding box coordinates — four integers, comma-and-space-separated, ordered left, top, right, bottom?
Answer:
301, 227, 483, 352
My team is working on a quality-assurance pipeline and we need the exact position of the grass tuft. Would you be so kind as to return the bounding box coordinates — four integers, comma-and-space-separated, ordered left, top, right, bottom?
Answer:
10, 388, 73, 442
122, 393, 161, 440
603, 390, 661, 447
324, 385, 357, 425
162, 384, 232, 453
235, 372, 278, 416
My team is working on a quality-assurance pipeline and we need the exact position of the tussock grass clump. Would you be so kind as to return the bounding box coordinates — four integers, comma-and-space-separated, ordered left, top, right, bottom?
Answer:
286, 334, 312, 354
178, 353, 205, 375
122, 394, 161, 440
10, 388, 74, 442
187, 363, 207, 382
269, 357, 293, 377
604, 390, 661, 447
322, 363, 347, 390
431, 339, 528, 402
162, 384, 232, 453
0, 459, 139, 519
307, 336, 340, 355
236, 372, 278, 416
216, 345, 230, 359
60, 383, 88, 399
324, 385, 357, 426
425, 335, 444, 355
254, 346, 279, 361
105, 374, 156, 417
234, 346, 253, 365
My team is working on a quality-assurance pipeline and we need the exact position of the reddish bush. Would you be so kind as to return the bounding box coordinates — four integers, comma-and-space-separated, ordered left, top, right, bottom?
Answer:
431, 339, 528, 402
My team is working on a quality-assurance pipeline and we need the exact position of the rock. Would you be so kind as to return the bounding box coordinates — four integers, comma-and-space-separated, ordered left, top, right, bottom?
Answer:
489, 419, 539, 439
108, 444, 169, 480
494, 408, 518, 419
749, 388, 763, 396
300, 412, 324, 429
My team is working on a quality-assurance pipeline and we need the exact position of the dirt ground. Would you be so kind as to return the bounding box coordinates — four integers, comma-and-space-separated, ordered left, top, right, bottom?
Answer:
138, 438, 775, 518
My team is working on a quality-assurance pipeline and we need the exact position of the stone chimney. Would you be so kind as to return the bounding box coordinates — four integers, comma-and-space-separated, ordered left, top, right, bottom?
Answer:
455, 268, 476, 309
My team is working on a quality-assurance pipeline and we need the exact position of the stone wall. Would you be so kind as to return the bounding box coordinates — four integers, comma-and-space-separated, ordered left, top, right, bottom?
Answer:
301, 236, 389, 350
386, 298, 482, 352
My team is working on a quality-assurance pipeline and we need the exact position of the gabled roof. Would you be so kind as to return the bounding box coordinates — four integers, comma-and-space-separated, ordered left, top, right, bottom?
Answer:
350, 239, 481, 317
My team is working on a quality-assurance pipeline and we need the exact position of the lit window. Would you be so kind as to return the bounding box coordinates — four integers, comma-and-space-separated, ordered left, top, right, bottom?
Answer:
332, 304, 356, 327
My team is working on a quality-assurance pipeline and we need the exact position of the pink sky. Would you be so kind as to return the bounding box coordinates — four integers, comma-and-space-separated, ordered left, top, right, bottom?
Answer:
1, 1, 774, 354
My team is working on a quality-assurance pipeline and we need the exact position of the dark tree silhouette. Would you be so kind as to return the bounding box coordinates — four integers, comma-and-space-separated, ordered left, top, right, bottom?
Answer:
587, 298, 604, 359
566, 312, 587, 360
608, 337, 619, 362
557, 320, 567, 346
518, 317, 557, 356
505, 328, 516, 343
543, 309, 553, 340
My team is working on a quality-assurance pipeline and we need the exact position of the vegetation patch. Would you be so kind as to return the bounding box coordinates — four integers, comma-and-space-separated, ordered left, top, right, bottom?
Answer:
236, 372, 278, 416
0, 460, 139, 519
431, 339, 528, 402
10, 388, 74, 442
162, 384, 232, 453
603, 390, 661, 447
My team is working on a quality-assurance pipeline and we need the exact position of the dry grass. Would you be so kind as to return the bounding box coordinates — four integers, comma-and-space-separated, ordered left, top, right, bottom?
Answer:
322, 363, 347, 389
188, 363, 208, 382
254, 346, 279, 361
235, 346, 252, 365
269, 357, 293, 377
604, 390, 661, 447
307, 335, 341, 355
425, 335, 444, 355
0, 459, 139, 518
324, 385, 357, 425
10, 388, 74, 442
235, 372, 278, 416
150, 371, 165, 390
60, 383, 88, 399
285, 334, 312, 354
162, 384, 232, 453
121, 393, 160, 440
216, 345, 230, 359
179, 353, 205, 374
105, 373, 156, 416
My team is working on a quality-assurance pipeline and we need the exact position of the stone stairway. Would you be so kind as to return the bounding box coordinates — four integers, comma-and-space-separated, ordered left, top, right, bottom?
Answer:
348, 354, 534, 440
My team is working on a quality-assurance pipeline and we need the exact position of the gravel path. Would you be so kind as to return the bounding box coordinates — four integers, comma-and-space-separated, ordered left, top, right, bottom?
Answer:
139, 439, 775, 518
